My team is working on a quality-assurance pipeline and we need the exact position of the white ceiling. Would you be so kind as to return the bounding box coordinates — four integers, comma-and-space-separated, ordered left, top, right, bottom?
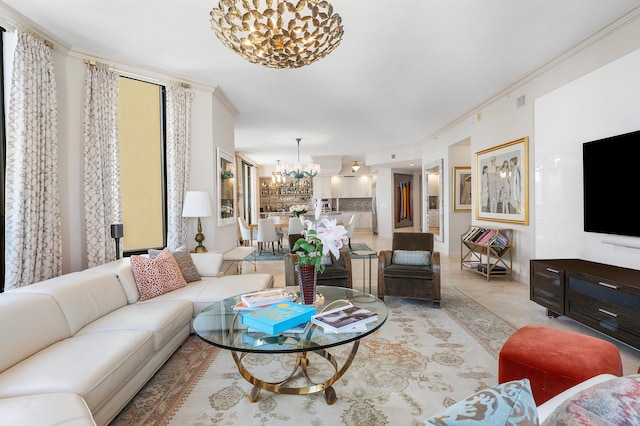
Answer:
3, 0, 640, 171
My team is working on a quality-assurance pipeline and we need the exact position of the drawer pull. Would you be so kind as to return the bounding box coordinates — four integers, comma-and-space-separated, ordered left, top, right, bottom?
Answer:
598, 308, 618, 318
545, 267, 560, 274
598, 281, 618, 290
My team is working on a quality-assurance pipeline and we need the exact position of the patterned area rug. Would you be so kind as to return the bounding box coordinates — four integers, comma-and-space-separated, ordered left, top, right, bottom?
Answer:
254, 243, 374, 261
111, 286, 517, 425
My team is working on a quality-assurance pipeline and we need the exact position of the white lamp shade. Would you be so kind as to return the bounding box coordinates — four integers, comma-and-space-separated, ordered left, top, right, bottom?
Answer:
182, 191, 212, 218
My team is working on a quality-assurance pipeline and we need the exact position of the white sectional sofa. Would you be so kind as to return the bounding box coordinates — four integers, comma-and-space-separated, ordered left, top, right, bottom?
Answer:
0, 252, 273, 426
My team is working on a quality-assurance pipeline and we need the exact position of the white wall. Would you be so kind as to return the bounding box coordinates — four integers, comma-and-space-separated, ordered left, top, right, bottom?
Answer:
419, 15, 640, 283
534, 47, 640, 268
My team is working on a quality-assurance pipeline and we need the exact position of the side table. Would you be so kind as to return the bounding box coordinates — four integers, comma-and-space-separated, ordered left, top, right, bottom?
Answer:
352, 250, 377, 296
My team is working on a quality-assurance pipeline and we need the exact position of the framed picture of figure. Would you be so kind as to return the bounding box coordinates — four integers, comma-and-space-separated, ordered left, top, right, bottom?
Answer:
453, 166, 472, 211
475, 137, 528, 225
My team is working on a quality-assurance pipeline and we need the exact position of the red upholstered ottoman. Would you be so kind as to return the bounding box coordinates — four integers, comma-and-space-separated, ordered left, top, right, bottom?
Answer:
498, 325, 622, 405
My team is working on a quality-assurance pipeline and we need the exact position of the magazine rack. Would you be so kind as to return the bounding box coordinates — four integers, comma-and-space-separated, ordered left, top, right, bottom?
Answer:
460, 226, 513, 281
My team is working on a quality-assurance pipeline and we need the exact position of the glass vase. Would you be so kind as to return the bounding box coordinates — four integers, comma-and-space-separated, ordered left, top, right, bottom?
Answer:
295, 264, 317, 305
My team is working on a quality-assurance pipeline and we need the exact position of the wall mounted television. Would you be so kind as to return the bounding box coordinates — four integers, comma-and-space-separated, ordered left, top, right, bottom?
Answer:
583, 129, 640, 238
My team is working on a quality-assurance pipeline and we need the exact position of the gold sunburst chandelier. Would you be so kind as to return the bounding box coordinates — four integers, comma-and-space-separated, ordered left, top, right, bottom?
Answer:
210, 0, 344, 69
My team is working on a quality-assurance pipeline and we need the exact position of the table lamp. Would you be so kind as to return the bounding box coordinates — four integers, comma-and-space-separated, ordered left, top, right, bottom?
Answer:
182, 191, 212, 252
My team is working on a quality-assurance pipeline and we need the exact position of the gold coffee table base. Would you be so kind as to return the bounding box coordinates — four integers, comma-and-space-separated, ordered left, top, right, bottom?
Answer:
229, 314, 360, 404
231, 340, 360, 405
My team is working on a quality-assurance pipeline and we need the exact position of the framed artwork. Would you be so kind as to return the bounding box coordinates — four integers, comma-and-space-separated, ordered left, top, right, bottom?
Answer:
475, 137, 528, 225
453, 166, 472, 211
393, 173, 413, 228
217, 147, 236, 227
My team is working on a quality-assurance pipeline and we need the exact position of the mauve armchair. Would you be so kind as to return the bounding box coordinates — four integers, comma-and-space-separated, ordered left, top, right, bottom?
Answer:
377, 232, 441, 307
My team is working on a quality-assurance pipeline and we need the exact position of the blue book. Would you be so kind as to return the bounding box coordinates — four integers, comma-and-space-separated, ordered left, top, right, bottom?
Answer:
241, 302, 316, 335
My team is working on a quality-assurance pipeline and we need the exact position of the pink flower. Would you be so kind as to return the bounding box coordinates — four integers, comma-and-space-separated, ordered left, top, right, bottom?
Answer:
316, 218, 348, 258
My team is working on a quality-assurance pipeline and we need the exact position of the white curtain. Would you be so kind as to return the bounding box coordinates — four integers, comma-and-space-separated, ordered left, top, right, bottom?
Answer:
166, 82, 194, 249
4, 29, 61, 290
83, 62, 120, 267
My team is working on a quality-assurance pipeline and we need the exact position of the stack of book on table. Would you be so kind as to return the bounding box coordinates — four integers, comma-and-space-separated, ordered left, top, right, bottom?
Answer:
311, 304, 377, 333
233, 289, 294, 311
241, 302, 316, 335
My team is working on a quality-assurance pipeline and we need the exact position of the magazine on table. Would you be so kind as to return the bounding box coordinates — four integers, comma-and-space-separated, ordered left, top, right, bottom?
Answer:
240, 289, 294, 308
311, 304, 377, 333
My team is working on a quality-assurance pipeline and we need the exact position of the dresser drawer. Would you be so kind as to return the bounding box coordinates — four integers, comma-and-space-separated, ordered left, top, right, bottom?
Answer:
530, 261, 565, 315
566, 274, 640, 347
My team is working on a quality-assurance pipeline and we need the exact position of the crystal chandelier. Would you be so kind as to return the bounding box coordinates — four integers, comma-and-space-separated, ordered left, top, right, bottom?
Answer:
272, 160, 284, 184
282, 138, 320, 179
209, 0, 344, 69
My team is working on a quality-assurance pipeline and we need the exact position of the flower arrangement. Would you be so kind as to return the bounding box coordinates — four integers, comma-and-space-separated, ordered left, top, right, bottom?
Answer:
291, 200, 348, 273
289, 204, 309, 217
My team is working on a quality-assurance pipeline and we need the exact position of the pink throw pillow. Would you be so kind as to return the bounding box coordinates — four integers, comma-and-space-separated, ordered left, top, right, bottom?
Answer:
131, 248, 187, 301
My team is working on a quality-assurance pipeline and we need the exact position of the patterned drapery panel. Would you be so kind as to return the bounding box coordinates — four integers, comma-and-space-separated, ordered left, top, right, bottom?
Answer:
5, 29, 62, 290
166, 83, 194, 249
83, 62, 121, 267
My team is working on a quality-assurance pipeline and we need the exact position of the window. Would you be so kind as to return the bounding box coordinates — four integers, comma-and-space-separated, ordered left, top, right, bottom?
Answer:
118, 77, 167, 255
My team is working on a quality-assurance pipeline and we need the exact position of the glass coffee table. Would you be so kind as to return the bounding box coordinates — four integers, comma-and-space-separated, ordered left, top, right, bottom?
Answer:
193, 285, 388, 404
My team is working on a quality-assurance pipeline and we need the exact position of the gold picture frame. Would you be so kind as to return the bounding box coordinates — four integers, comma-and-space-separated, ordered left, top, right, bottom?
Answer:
453, 166, 472, 212
475, 137, 528, 225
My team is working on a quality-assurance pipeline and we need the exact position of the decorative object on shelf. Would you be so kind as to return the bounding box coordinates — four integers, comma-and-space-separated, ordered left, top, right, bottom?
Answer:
182, 191, 212, 253
110, 223, 123, 259
289, 204, 308, 217
351, 161, 360, 173
453, 166, 472, 211
282, 138, 321, 180
291, 199, 348, 304
475, 136, 528, 225
209, 0, 344, 69
217, 147, 236, 227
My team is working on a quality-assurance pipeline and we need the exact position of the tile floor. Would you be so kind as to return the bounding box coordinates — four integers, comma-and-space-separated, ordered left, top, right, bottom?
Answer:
234, 229, 640, 376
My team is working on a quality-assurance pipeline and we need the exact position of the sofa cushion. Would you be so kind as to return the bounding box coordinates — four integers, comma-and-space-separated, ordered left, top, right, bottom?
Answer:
0, 293, 70, 374
88, 258, 140, 304
425, 378, 538, 425
542, 374, 640, 425
393, 249, 431, 265
0, 329, 154, 414
0, 392, 96, 426
11, 271, 128, 335
149, 245, 201, 283
144, 274, 274, 317
384, 263, 434, 279
131, 248, 188, 301
76, 299, 193, 350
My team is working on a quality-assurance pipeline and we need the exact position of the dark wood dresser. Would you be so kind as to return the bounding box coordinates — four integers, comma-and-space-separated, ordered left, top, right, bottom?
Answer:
530, 259, 640, 350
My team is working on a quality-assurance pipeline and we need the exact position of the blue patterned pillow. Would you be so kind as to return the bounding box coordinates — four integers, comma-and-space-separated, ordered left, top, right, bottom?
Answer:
425, 379, 539, 426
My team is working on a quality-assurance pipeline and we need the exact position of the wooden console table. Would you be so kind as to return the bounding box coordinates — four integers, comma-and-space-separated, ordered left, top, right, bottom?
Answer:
530, 259, 640, 350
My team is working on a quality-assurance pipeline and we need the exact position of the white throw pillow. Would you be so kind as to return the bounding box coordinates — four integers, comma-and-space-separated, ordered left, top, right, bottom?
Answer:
392, 250, 431, 266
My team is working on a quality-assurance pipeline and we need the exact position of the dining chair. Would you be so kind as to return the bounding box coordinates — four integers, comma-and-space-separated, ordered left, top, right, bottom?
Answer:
238, 217, 256, 246
288, 217, 304, 236
345, 215, 357, 250
256, 218, 281, 254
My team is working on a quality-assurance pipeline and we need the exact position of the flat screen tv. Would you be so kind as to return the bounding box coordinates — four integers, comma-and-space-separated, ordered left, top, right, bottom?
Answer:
583, 129, 640, 238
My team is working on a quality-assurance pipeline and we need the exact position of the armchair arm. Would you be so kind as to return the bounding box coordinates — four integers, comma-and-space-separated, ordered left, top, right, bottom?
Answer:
432, 251, 441, 308
340, 249, 353, 289
283, 253, 298, 287
377, 250, 392, 300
